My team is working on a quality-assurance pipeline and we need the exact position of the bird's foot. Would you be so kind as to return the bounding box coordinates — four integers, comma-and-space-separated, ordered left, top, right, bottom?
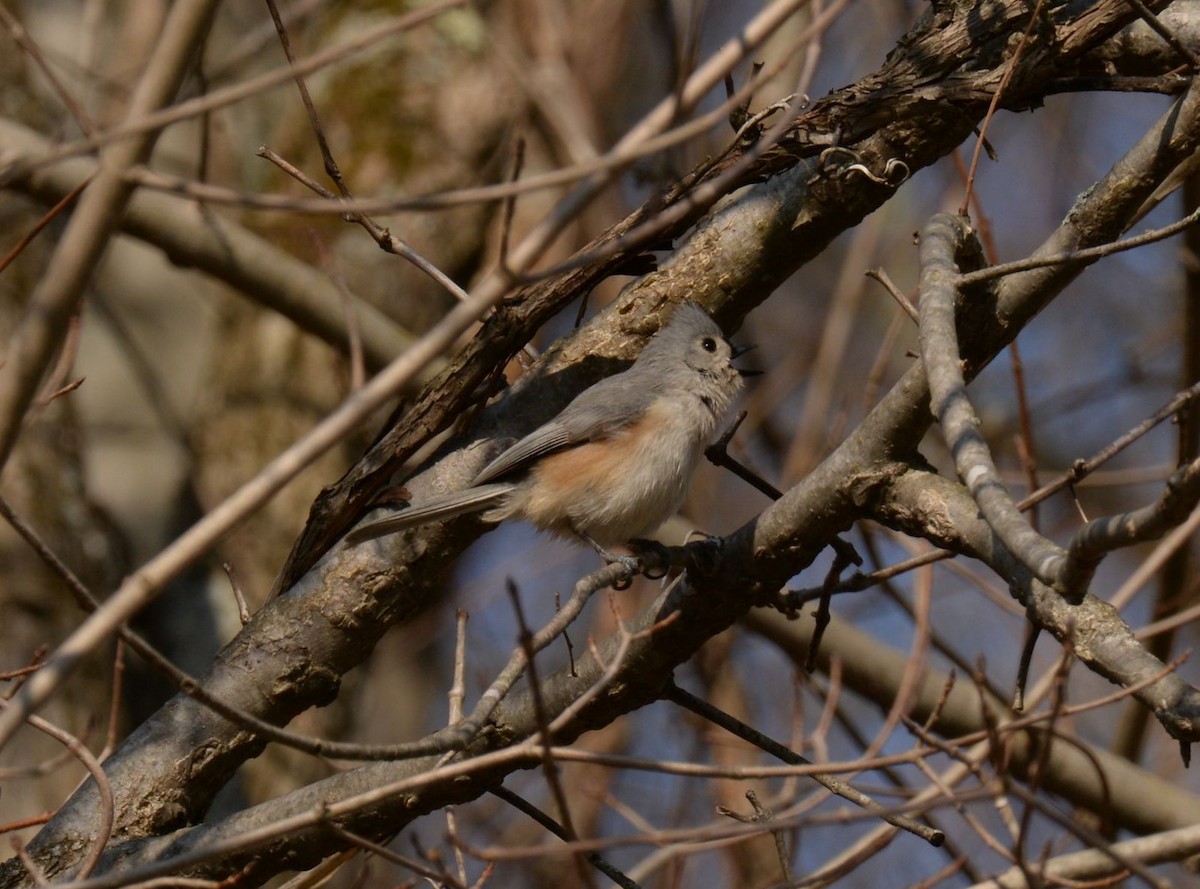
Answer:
626, 538, 674, 579
572, 527, 643, 589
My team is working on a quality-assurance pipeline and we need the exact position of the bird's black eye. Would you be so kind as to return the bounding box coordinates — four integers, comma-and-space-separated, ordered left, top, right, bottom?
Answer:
701, 336, 717, 352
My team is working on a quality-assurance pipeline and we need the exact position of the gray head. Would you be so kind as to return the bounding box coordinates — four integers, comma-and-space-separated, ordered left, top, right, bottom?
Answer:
637, 301, 750, 413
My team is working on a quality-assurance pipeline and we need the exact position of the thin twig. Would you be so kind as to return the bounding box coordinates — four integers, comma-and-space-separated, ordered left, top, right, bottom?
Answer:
2, 0, 473, 180
489, 786, 641, 889
705, 411, 783, 500
959, 203, 1200, 287
499, 137, 526, 279
0, 700, 113, 880
320, 817, 462, 889
665, 683, 944, 846
868, 267, 912, 321
0, 175, 94, 275
0, 5, 97, 136
222, 562, 251, 625
100, 640, 126, 761
505, 580, 595, 889
959, 0, 1043, 213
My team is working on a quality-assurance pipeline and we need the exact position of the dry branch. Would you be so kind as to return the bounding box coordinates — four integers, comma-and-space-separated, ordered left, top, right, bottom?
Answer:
3, 0, 1199, 884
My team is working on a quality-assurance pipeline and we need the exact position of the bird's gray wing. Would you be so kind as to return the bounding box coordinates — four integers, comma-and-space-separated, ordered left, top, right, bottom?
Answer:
472, 373, 652, 485
346, 483, 512, 544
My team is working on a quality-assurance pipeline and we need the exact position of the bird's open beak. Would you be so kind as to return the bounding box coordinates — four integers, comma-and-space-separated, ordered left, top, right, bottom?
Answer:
730, 342, 763, 377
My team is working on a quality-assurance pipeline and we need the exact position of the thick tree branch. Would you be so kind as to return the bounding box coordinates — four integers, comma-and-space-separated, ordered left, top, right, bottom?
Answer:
917, 203, 1200, 603
873, 467, 1200, 741
0, 117, 416, 372
272, 0, 1189, 591
1060, 459, 1200, 593
918, 213, 1072, 593
0, 0, 221, 470
11, 0, 1200, 883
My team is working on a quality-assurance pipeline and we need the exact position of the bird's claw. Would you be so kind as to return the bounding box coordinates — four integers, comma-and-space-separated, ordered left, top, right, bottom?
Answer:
610, 554, 641, 590
627, 538, 673, 579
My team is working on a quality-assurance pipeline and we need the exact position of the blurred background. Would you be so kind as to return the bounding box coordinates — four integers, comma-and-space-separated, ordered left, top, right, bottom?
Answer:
0, 0, 1194, 886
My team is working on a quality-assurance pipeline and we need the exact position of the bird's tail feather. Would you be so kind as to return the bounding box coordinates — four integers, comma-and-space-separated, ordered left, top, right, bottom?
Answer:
346, 483, 512, 544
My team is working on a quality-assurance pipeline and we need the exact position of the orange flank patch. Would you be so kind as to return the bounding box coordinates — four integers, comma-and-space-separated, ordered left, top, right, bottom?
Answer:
505, 404, 690, 543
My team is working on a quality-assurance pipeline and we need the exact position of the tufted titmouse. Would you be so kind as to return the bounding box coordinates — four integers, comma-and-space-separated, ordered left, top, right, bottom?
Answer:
346, 301, 754, 552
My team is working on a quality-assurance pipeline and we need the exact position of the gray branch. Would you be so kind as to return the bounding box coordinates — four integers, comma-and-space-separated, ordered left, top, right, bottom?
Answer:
918, 213, 1071, 593
0, 118, 416, 372
1061, 459, 1200, 592
8, 0, 1200, 885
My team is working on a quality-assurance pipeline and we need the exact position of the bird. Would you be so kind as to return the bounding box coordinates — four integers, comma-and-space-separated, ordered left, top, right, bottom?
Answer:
346, 301, 754, 557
